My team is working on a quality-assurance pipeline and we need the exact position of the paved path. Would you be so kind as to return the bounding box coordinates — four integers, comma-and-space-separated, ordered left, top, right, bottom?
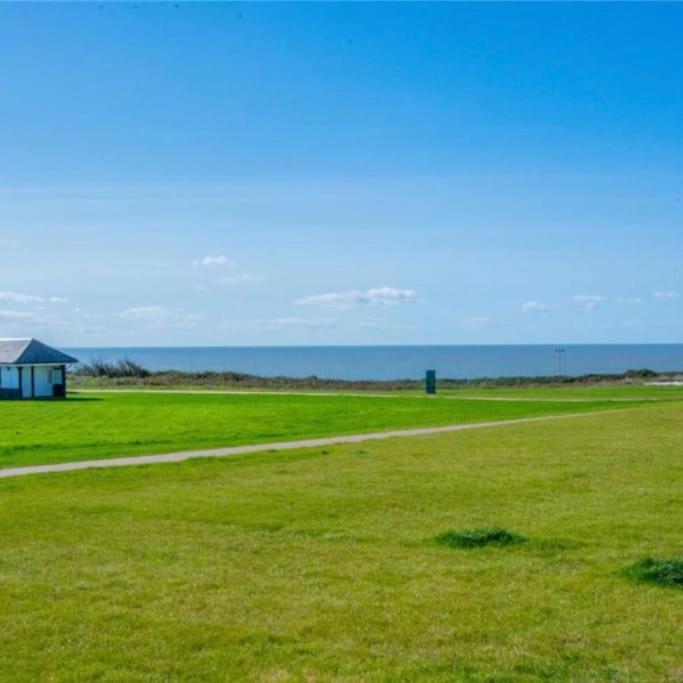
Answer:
0, 409, 620, 480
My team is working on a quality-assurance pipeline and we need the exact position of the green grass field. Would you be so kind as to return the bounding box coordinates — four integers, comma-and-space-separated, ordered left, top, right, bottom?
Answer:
0, 390, 638, 468
69, 379, 683, 402
0, 400, 681, 681
439, 384, 683, 401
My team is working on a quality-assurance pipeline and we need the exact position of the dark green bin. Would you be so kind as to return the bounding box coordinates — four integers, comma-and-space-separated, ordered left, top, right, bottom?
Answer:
425, 370, 437, 395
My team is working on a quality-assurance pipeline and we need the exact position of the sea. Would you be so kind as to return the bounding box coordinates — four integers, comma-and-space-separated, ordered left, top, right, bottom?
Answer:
63, 344, 683, 381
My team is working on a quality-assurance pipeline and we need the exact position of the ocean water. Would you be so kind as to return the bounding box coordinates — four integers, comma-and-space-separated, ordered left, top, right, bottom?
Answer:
64, 345, 683, 381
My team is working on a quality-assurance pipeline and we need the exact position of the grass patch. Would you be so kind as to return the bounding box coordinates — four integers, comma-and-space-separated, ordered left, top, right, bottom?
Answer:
623, 557, 683, 588
0, 404, 682, 679
436, 527, 527, 549
0, 390, 632, 468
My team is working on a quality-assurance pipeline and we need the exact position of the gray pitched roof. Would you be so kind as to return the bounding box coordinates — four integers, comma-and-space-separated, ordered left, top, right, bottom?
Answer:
0, 339, 78, 365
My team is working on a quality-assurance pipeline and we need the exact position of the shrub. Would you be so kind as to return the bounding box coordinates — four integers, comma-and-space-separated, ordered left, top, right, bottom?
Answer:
436, 527, 527, 549
623, 557, 683, 588
624, 368, 657, 379
75, 358, 150, 379
69, 364, 682, 390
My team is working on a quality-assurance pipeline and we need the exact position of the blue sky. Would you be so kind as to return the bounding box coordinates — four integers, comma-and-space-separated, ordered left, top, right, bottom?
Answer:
1, 2, 682, 346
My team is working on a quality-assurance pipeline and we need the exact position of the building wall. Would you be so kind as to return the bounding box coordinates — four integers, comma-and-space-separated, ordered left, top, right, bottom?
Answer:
0, 366, 19, 390
34, 366, 55, 397
0, 366, 21, 399
0, 364, 65, 399
21, 367, 32, 398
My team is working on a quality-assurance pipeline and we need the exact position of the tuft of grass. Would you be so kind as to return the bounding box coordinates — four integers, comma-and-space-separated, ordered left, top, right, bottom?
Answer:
436, 527, 527, 549
623, 557, 683, 588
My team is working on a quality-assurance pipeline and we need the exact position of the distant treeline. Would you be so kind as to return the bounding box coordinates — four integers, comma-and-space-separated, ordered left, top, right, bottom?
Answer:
71, 359, 676, 390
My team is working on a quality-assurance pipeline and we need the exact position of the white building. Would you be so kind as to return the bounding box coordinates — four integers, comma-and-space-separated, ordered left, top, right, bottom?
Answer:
0, 339, 78, 400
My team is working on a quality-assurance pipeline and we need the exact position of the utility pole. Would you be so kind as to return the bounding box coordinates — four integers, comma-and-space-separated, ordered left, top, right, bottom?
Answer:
554, 347, 566, 376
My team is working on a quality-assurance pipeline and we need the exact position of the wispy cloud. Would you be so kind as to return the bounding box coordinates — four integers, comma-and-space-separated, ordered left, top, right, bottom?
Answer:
222, 315, 386, 332
653, 290, 679, 300
521, 301, 551, 313
193, 254, 235, 268
296, 286, 419, 310
0, 309, 40, 320
215, 274, 262, 286
618, 297, 643, 304
573, 294, 605, 311
0, 290, 69, 304
0, 308, 72, 330
460, 316, 492, 328
222, 317, 339, 331
117, 306, 204, 329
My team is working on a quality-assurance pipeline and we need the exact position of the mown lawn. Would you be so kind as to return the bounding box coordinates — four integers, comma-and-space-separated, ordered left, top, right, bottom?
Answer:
439, 383, 683, 401
0, 390, 634, 468
0, 403, 681, 681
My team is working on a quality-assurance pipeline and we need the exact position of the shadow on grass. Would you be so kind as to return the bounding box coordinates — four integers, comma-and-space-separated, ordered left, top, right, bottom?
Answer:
3, 396, 103, 404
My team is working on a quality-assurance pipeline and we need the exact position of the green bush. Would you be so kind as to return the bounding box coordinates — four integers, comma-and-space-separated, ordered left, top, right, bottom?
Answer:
75, 358, 150, 379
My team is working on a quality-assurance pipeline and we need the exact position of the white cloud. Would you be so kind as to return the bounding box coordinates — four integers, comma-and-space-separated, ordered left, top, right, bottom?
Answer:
618, 297, 643, 304
117, 306, 204, 328
79, 325, 105, 335
222, 317, 339, 331
0, 291, 42, 304
0, 308, 71, 330
0, 291, 69, 305
193, 255, 235, 268
460, 317, 491, 328
221, 316, 387, 332
573, 294, 605, 311
296, 286, 419, 310
271, 317, 337, 329
521, 301, 551, 313
653, 290, 679, 300
0, 309, 39, 320
215, 274, 262, 286
354, 316, 385, 329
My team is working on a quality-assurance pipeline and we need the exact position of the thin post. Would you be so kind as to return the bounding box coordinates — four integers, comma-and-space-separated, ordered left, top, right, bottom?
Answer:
554, 347, 566, 375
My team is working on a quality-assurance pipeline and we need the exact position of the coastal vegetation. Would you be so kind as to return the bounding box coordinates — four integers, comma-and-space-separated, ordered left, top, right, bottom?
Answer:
0, 402, 681, 680
75, 358, 151, 379
71, 359, 682, 392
